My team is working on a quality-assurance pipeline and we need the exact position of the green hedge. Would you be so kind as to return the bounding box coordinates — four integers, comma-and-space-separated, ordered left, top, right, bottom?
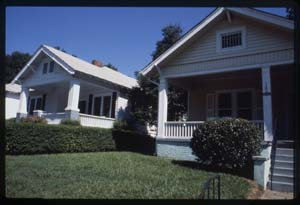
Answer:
112, 129, 155, 155
6, 122, 115, 155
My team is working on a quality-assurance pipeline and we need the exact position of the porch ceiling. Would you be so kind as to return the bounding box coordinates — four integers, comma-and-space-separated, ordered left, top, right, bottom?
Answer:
168, 68, 261, 90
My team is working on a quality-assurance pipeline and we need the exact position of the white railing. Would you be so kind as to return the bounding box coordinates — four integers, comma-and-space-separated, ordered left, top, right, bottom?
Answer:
164, 121, 204, 138
250, 120, 264, 138
79, 113, 115, 128
42, 112, 66, 124
164, 120, 264, 139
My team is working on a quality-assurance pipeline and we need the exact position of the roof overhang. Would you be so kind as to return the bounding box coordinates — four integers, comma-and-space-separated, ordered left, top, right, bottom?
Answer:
140, 7, 294, 76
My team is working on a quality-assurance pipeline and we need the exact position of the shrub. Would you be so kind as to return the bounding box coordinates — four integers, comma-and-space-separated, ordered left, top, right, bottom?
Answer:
112, 129, 155, 155
113, 120, 129, 130
191, 118, 261, 169
6, 122, 115, 155
20, 116, 47, 124
60, 119, 81, 126
6, 118, 16, 125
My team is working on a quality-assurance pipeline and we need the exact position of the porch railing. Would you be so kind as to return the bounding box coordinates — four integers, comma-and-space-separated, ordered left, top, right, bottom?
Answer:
79, 113, 115, 128
164, 120, 264, 139
42, 112, 66, 124
164, 121, 204, 138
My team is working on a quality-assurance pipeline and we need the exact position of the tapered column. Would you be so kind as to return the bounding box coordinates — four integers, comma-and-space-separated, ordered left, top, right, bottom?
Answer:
261, 66, 273, 141
157, 78, 168, 137
65, 79, 80, 120
17, 86, 29, 119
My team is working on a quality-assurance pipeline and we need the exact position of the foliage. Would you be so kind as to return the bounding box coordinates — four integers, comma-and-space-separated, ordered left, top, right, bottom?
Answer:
20, 116, 47, 124
6, 152, 253, 199
105, 63, 118, 71
5, 51, 32, 83
112, 119, 134, 131
151, 23, 183, 60
191, 118, 261, 169
6, 122, 115, 155
60, 119, 81, 126
112, 129, 155, 155
127, 24, 187, 126
286, 7, 295, 20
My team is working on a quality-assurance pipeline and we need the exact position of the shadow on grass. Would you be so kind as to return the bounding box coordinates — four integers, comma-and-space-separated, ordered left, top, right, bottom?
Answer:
171, 159, 254, 179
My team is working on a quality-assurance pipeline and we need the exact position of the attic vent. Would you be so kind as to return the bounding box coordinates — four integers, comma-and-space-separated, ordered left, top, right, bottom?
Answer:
221, 32, 242, 48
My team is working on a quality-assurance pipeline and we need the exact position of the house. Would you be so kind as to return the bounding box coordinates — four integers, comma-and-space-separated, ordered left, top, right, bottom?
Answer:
140, 7, 294, 192
12, 44, 137, 128
5, 83, 21, 119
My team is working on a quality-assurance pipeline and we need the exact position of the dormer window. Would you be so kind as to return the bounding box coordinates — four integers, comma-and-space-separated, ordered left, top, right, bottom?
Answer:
42, 63, 48, 74
216, 26, 246, 52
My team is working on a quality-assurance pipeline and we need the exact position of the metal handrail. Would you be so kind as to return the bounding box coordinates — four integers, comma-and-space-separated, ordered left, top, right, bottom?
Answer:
270, 117, 278, 190
199, 175, 221, 200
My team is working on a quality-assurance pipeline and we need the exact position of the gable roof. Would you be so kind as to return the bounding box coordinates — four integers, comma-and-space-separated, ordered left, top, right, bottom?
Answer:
140, 7, 294, 76
12, 45, 138, 89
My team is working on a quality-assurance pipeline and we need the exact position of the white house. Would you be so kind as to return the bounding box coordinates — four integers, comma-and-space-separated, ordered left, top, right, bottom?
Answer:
12, 44, 137, 128
5, 83, 21, 119
140, 7, 294, 192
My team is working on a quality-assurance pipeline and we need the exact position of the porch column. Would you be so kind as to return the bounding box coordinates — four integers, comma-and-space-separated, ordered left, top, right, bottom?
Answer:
64, 79, 80, 120
16, 86, 29, 119
157, 77, 168, 137
261, 66, 273, 141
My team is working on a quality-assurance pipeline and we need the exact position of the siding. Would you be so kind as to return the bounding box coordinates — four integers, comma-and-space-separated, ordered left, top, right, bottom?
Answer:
162, 15, 293, 77
5, 93, 20, 119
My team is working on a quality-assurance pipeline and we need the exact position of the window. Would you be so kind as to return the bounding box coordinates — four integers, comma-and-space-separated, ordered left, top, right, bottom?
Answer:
49, 61, 54, 73
237, 91, 252, 120
79, 100, 87, 114
28, 96, 43, 114
216, 27, 246, 52
221, 32, 242, 48
102, 96, 111, 118
217, 93, 232, 117
42, 63, 48, 74
93, 96, 102, 116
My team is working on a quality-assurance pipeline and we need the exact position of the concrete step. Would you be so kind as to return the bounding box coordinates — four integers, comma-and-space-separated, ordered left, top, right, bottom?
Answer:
268, 181, 293, 192
271, 174, 294, 184
273, 167, 294, 176
273, 154, 294, 162
274, 160, 293, 169
276, 148, 294, 156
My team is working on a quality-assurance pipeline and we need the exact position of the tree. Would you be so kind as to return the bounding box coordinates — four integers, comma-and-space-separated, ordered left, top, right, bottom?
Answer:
151, 24, 183, 60
127, 23, 187, 127
105, 63, 118, 71
286, 7, 295, 20
5, 51, 32, 83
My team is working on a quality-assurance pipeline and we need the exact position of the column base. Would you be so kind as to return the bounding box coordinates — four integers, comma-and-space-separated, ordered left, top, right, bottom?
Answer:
64, 109, 79, 120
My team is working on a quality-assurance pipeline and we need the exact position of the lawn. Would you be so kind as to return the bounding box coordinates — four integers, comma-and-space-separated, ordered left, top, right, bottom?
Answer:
6, 152, 253, 199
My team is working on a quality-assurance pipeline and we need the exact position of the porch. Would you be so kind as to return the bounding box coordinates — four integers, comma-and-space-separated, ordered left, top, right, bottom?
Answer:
17, 78, 117, 128
157, 64, 293, 142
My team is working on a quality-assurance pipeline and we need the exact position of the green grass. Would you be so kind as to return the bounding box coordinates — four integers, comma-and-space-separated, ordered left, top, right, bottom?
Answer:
6, 152, 252, 199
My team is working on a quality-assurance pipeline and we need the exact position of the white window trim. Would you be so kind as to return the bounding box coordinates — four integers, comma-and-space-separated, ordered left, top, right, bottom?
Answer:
216, 26, 246, 53
91, 93, 113, 118
211, 88, 255, 119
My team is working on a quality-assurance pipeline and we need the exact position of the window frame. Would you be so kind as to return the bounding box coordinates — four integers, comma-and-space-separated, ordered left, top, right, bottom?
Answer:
49, 61, 55, 73
91, 93, 113, 118
28, 95, 43, 114
42, 63, 48, 74
216, 26, 246, 53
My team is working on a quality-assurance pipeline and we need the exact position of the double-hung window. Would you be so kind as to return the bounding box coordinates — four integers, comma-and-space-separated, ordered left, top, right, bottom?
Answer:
28, 96, 43, 115
92, 94, 112, 118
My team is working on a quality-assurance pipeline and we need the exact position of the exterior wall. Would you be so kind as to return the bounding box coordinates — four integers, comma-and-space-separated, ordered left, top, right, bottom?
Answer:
156, 138, 197, 161
161, 15, 293, 77
22, 56, 71, 87
5, 93, 20, 119
188, 70, 262, 121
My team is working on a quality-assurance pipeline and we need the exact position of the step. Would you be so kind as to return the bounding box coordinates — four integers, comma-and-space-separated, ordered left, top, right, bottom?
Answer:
274, 160, 294, 169
273, 154, 294, 162
271, 174, 294, 184
272, 167, 294, 176
276, 148, 294, 155
268, 181, 293, 192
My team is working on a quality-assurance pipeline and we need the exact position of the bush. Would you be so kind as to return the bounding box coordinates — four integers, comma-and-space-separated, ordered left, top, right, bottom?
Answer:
191, 118, 261, 169
6, 122, 115, 155
60, 119, 81, 126
113, 120, 129, 130
112, 129, 155, 155
20, 116, 47, 124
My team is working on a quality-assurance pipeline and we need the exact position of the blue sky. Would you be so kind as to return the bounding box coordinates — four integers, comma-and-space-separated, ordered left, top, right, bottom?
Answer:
6, 7, 287, 78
